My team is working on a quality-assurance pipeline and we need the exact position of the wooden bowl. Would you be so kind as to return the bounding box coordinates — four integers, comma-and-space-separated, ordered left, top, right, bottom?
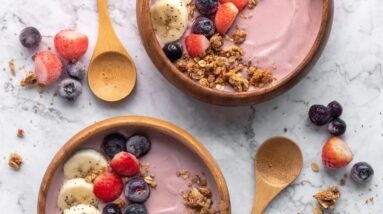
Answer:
137, 0, 334, 106
38, 116, 230, 213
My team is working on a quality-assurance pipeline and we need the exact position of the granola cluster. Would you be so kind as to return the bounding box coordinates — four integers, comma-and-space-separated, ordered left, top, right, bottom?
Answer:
8, 153, 23, 169
175, 33, 275, 92
313, 186, 341, 210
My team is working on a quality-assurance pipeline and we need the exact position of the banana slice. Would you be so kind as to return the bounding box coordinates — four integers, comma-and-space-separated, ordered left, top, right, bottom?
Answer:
63, 204, 100, 214
151, 0, 189, 43
57, 178, 98, 210
64, 149, 108, 179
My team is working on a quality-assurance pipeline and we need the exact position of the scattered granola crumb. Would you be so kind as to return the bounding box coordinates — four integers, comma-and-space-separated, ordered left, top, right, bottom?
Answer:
187, 1, 196, 19
248, 0, 258, 9
140, 162, 150, 175
144, 175, 157, 188
232, 29, 247, 45
311, 162, 319, 172
182, 187, 214, 213
8, 153, 23, 169
313, 186, 340, 209
20, 71, 37, 87
177, 170, 190, 180
17, 129, 25, 138
113, 198, 126, 208
238, 12, 253, 19
248, 67, 275, 88
8, 59, 16, 76
339, 178, 346, 186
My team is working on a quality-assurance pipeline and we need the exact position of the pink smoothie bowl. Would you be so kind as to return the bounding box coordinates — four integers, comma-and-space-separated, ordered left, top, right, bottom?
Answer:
137, 0, 334, 106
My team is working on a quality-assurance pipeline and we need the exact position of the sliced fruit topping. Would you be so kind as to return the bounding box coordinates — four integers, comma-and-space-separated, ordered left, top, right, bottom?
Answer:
163, 42, 183, 62
63, 204, 100, 214
94, 172, 124, 203
220, 0, 249, 11
54, 29, 89, 61
322, 137, 353, 169
34, 50, 63, 85
308, 104, 331, 126
151, 0, 188, 43
102, 133, 127, 158
110, 152, 140, 177
19, 26, 42, 48
215, 2, 239, 34
124, 204, 148, 214
67, 61, 86, 81
185, 34, 210, 58
58, 78, 83, 101
351, 162, 374, 184
327, 118, 347, 136
102, 203, 122, 214
57, 178, 98, 210
126, 135, 152, 158
327, 101, 343, 118
195, 0, 219, 15
191, 16, 216, 38
124, 176, 151, 203
63, 149, 108, 179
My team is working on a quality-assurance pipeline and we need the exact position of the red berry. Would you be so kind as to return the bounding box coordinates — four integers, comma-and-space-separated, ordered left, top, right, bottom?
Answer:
322, 137, 353, 169
220, 0, 249, 11
215, 2, 239, 34
185, 34, 210, 58
93, 171, 123, 202
54, 29, 88, 61
34, 51, 63, 85
110, 152, 140, 177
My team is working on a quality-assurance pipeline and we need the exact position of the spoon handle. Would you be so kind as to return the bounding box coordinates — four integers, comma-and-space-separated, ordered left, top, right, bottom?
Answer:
252, 179, 283, 214
97, 0, 114, 33
96, 0, 122, 51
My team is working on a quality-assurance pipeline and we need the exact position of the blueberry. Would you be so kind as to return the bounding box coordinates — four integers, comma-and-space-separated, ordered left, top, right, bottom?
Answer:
163, 43, 183, 62
124, 204, 147, 214
351, 162, 374, 184
126, 135, 151, 157
195, 0, 219, 15
191, 17, 216, 38
66, 61, 86, 81
19, 27, 42, 48
308, 104, 331, 126
103, 203, 122, 214
328, 101, 343, 118
58, 78, 82, 101
102, 133, 127, 158
124, 176, 150, 203
328, 118, 347, 136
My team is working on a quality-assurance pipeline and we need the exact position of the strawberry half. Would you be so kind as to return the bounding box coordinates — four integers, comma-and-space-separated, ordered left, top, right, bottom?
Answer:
322, 137, 353, 169
215, 2, 239, 34
93, 171, 123, 202
110, 152, 140, 177
34, 51, 63, 85
220, 0, 249, 11
54, 29, 89, 61
185, 34, 210, 58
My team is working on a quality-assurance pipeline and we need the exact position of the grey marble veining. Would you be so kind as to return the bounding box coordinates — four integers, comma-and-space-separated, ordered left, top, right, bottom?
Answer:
0, 0, 382, 213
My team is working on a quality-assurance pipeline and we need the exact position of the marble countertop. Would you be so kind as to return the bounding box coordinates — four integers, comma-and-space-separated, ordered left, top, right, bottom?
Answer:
0, 0, 382, 213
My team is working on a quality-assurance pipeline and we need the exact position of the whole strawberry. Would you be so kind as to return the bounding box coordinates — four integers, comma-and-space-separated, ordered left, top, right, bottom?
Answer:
110, 152, 140, 177
93, 171, 123, 202
34, 51, 63, 85
322, 137, 353, 169
54, 29, 89, 61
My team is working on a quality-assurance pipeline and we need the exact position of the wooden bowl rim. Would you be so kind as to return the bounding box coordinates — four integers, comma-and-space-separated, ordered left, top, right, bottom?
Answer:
137, 0, 334, 105
37, 116, 231, 214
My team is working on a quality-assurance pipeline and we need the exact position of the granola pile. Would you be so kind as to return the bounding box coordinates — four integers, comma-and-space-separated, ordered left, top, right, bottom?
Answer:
175, 32, 275, 92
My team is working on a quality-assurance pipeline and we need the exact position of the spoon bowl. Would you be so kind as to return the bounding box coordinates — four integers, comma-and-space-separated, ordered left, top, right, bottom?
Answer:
252, 137, 303, 213
88, 0, 137, 102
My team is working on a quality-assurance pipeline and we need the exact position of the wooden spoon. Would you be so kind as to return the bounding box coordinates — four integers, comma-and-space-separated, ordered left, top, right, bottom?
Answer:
252, 137, 303, 214
88, 0, 137, 102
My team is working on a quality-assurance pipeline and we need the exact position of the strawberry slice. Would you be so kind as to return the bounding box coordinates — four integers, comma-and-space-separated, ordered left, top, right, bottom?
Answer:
54, 29, 89, 61
93, 171, 123, 202
110, 152, 140, 177
215, 2, 239, 34
220, 0, 249, 11
322, 137, 353, 169
34, 51, 63, 85
185, 34, 210, 58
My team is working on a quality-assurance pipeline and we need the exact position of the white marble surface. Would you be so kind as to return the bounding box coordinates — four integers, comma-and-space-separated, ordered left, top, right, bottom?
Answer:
0, 0, 382, 213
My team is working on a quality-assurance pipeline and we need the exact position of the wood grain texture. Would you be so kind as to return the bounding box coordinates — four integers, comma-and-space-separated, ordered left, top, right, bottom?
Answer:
137, 0, 334, 106
87, 0, 137, 102
37, 116, 231, 214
